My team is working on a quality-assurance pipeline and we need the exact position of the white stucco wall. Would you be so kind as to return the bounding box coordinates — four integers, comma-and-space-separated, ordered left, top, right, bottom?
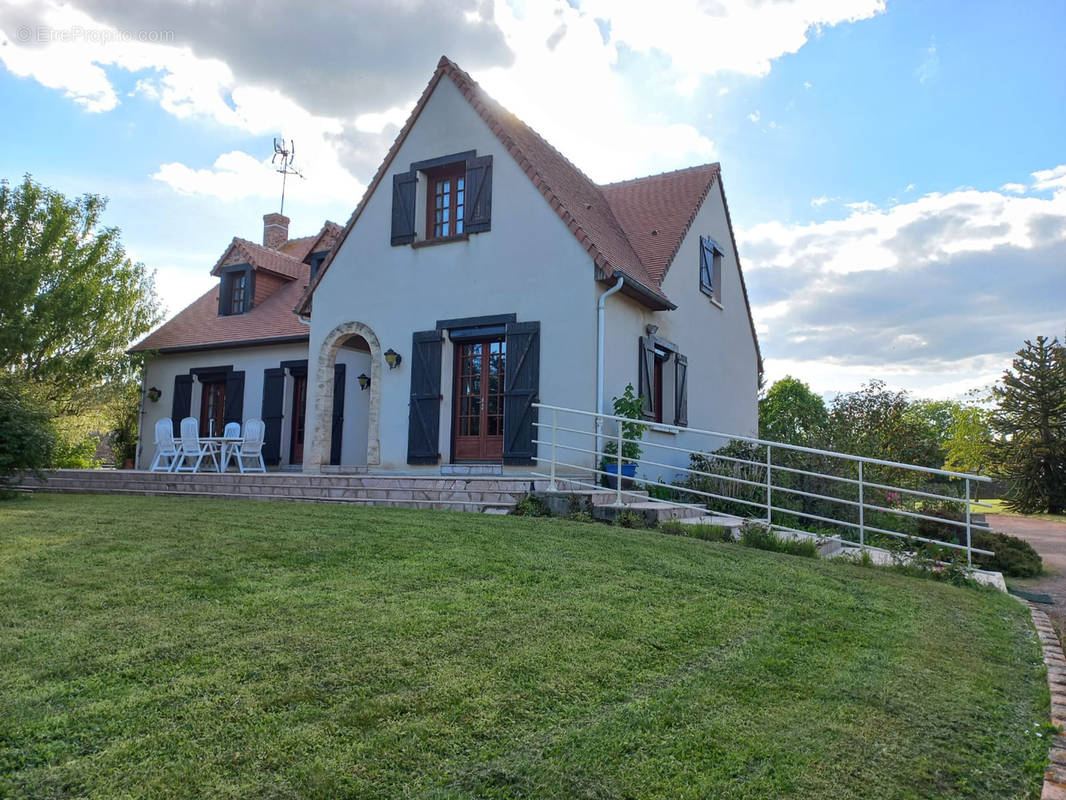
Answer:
306, 77, 601, 471
336, 348, 372, 466
602, 179, 759, 479
137, 342, 307, 469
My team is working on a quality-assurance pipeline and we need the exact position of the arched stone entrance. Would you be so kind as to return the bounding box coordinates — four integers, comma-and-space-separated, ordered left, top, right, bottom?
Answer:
306, 321, 382, 470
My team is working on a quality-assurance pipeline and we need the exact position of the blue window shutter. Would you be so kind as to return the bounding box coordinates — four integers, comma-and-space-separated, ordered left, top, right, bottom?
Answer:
391, 172, 417, 245
172, 375, 192, 436
674, 354, 688, 427
502, 321, 540, 464
407, 330, 443, 464
465, 155, 493, 233
261, 368, 285, 465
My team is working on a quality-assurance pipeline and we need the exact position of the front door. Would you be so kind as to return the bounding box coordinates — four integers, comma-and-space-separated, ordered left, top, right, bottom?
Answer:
453, 339, 505, 461
199, 380, 226, 437
290, 373, 307, 464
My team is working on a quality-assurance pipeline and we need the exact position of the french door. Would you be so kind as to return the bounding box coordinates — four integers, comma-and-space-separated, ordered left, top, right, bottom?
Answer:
199, 380, 226, 437
290, 374, 307, 464
453, 339, 505, 461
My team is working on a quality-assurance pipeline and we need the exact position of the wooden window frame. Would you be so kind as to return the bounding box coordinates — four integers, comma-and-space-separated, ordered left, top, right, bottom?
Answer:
230, 272, 248, 315
425, 163, 466, 241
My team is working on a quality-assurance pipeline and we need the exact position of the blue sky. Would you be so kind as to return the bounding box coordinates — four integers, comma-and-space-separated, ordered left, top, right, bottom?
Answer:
1, 0, 1063, 400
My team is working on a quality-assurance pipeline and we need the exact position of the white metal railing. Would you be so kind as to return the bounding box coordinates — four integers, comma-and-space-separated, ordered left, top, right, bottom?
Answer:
531, 403, 995, 567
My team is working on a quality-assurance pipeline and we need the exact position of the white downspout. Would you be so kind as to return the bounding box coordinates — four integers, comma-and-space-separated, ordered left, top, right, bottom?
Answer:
596, 275, 625, 456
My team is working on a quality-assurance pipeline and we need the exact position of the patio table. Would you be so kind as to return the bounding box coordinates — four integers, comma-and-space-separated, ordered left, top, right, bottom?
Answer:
198, 436, 245, 473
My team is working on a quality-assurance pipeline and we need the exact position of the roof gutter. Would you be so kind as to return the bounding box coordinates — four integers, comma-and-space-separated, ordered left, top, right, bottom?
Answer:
614, 271, 676, 311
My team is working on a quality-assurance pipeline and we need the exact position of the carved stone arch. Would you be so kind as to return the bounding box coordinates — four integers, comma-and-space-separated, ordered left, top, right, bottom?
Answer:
307, 321, 381, 469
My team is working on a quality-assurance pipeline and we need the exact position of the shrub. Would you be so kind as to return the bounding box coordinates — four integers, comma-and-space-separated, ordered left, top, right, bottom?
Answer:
739, 522, 819, 558
687, 523, 734, 543
614, 509, 646, 528
679, 441, 766, 517
512, 494, 551, 517
972, 529, 1043, 577
0, 380, 55, 490
646, 479, 679, 502
51, 429, 101, 469
659, 520, 733, 541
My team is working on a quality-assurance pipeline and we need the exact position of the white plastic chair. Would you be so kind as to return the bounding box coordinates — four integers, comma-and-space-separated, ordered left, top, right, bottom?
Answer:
174, 417, 218, 473
221, 421, 241, 472
234, 418, 266, 473
149, 418, 181, 472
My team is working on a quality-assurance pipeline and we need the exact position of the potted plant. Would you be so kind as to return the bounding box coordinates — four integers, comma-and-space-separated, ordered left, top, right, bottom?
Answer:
601, 383, 645, 490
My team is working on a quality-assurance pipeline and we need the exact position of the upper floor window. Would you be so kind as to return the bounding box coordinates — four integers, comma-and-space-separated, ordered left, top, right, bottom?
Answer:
391, 151, 492, 246
218, 266, 253, 316
699, 236, 723, 305
427, 165, 465, 239
230, 272, 248, 315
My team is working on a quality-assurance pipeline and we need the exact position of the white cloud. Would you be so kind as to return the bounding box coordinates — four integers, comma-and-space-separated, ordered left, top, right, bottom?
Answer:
1033, 165, 1066, 193
803, 81, 812, 90
904, 183, 916, 192
0, 0, 887, 195
741, 174, 1066, 397
844, 200, 877, 213
915, 37, 938, 84
475, 2, 717, 182
810, 195, 832, 207
1000, 182, 1027, 194
581, 0, 885, 92
747, 109, 761, 123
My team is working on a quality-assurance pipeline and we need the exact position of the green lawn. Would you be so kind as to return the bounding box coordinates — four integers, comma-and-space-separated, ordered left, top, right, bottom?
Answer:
0, 494, 1050, 799
973, 498, 1066, 523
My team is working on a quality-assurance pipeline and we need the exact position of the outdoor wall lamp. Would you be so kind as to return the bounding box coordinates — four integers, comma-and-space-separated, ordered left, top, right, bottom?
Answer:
147, 386, 162, 403
357, 372, 371, 391
384, 348, 402, 369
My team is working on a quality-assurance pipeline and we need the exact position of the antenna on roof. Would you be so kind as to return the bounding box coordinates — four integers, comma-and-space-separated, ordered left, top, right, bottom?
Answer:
272, 138, 304, 216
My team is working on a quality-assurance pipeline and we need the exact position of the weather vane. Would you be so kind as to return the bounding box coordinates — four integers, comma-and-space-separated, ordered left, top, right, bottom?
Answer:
272, 138, 304, 215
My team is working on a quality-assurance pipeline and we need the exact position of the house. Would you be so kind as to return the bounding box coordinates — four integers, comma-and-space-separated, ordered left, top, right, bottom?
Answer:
129, 218, 365, 468
132, 55, 761, 477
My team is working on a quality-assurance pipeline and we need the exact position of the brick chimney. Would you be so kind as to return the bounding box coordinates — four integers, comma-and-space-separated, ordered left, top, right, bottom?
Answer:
263, 212, 290, 249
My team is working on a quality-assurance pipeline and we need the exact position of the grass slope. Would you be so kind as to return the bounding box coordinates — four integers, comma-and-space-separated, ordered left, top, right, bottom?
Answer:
0, 494, 1049, 799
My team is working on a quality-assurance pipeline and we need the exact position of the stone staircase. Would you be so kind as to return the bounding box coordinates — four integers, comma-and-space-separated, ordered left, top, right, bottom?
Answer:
536, 488, 745, 527
14, 470, 560, 514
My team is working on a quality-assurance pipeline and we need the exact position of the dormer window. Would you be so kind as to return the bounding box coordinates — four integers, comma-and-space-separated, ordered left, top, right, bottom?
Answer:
218, 265, 254, 316
230, 272, 248, 314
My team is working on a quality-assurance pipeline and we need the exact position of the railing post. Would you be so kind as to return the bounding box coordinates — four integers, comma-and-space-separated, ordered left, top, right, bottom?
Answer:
765, 444, 772, 525
549, 407, 557, 492
965, 478, 972, 568
615, 423, 624, 507
858, 461, 864, 549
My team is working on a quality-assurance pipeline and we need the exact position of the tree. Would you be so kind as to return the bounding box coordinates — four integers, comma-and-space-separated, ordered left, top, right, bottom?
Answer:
827, 380, 942, 469
990, 336, 1066, 514
758, 376, 828, 446
943, 403, 992, 475
0, 378, 54, 488
0, 175, 161, 412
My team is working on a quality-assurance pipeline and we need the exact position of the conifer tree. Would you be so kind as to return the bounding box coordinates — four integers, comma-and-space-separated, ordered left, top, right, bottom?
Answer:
991, 336, 1066, 514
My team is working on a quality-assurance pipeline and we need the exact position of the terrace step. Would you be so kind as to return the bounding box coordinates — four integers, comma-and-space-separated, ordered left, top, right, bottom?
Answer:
592, 501, 707, 526
13, 470, 549, 514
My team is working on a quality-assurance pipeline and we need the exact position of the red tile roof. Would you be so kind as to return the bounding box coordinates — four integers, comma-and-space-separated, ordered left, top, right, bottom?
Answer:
130, 219, 340, 353
602, 164, 720, 287
129, 265, 311, 353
